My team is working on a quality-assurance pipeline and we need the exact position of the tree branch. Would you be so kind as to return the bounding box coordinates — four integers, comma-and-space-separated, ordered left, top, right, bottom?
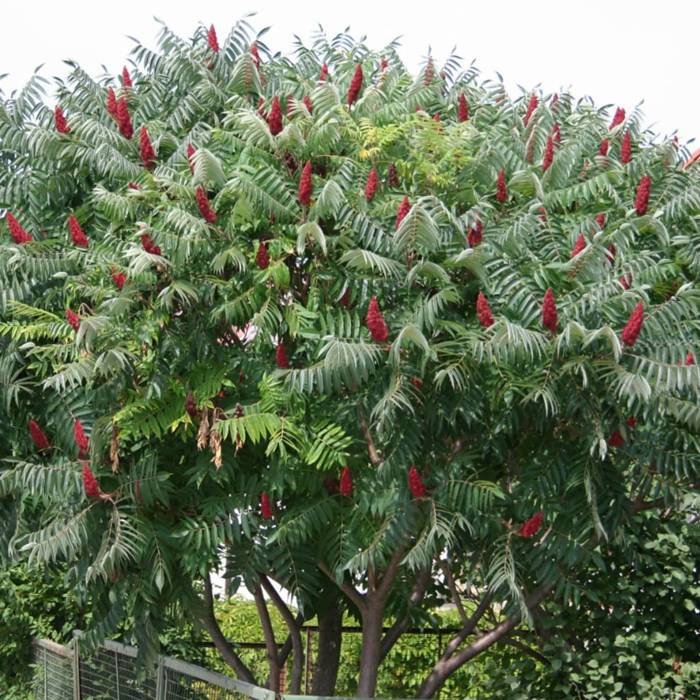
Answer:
252, 584, 280, 692
260, 575, 304, 694
376, 546, 406, 601
318, 560, 366, 613
199, 575, 257, 684
357, 406, 381, 466
440, 560, 468, 624
501, 637, 549, 665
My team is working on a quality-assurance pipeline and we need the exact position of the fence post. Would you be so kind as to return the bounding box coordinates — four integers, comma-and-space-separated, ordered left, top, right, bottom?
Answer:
155, 654, 166, 700
72, 631, 81, 700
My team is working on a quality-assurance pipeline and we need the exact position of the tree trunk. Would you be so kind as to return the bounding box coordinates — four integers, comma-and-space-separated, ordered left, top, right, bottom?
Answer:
311, 598, 343, 695
357, 603, 384, 698
253, 585, 280, 693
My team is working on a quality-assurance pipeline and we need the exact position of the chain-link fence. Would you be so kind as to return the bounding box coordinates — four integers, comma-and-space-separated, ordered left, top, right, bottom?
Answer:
32, 638, 75, 700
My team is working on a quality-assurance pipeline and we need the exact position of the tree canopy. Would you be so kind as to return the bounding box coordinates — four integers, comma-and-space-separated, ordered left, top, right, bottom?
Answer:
1, 18, 699, 698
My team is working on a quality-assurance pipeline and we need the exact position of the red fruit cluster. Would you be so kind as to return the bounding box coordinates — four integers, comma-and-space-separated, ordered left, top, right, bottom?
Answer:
626, 416, 637, 429
116, 97, 133, 139
458, 93, 469, 122
195, 186, 217, 223
408, 466, 426, 498
621, 301, 644, 347
139, 127, 156, 169
347, 64, 363, 106
518, 511, 544, 538
423, 58, 435, 86
476, 292, 494, 328
609, 107, 625, 129
634, 175, 651, 216
127, 182, 141, 190
82, 463, 101, 498
339, 467, 353, 497
112, 271, 126, 290
542, 136, 555, 173
687, 352, 696, 366
387, 163, 399, 188
68, 215, 89, 248
339, 288, 351, 307
121, 66, 132, 88
608, 430, 624, 448
496, 169, 508, 203
256, 241, 270, 269
250, 42, 260, 67
619, 274, 631, 290
319, 63, 329, 81
523, 93, 538, 127
298, 161, 313, 206
187, 143, 196, 174
621, 131, 632, 164
366, 296, 389, 343
74, 419, 89, 457
571, 233, 586, 258
365, 168, 379, 202
542, 288, 558, 333
141, 233, 161, 255
303, 95, 313, 114
467, 220, 483, 247
595, 213, 607, 229
207, 25, 220, 53
106, 87, 118, 118
380, 57, 389, 71
6, 212, 33, 244
552, 122, 561, 144
395, 196, 411, 229
54, 106, 70, 134
268, 96, 283, 135
410, 377, 423, 389
66, 309, 80, 332
598, 139, 609, 156
28, 419, 50, 451
275, 342, 289, 369
260, 492, 272, 520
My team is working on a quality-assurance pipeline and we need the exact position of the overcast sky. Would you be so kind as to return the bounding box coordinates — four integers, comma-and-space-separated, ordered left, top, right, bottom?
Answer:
1, 1, 697, 143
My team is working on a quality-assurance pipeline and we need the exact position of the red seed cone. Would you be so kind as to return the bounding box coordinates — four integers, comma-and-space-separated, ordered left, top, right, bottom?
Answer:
347, 64, 363, 106
634, 175, 651, 216
319, 63, 329, 81
275, 342, 289, 369
302, 95, 313, 114
595, 213, 607, 229
387, 163, 399, 188
260, 492, 273, 520
195, 186, 217, 223
496, 169, 508, 203
621, 301, 644, 347
518, 511, 543, 538
339, 288, 350, 307
542, 136, 554, 173
121, 66, 132, 88
619, 274, 631, 290
66, 309, 80, 332
626, 417, 637, 428
54, 106, 70, 134
106, 87, 118, 118
365, 168, 379, 202
408, 466, 427, 498
598, 139, 609, 156
571, 233, 586, 258
609, 106, 625, 130
298, 161, 313, 206
366, 296, 389, 343
395, 196, 411, 229
68, 215, 89, 248
476, 292, 494, 328
112, 271, 126, 290
457, 93, 469, 122
686, 352, 696, 366
552, 122, 561, 144
140, 233, 161, 255
250, 42, 260, 67
6, 212, 33, 244
207, 25, 220, 53
339, 466, 353, 497
621, 131, 632, 164
542, 288, 558, 333
82, 463, 101, 498
607, 244, 617, 263
523, 93, 538, 127
139, 126, 156, 169
257, 241, 270, 269
467, 220, 483, 247
423, 58, 435, 86
380, 57, 389, 71
268, 96, 283, 135
608, 430, 625, 448
127, 182, 141, 190
116, 97, 133, 139
74, 419, 89, 456
187, 143, 196, 174
28, 419, 50, 451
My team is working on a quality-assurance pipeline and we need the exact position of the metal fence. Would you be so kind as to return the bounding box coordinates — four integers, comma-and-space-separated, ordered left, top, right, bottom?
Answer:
32, 636, 409, 700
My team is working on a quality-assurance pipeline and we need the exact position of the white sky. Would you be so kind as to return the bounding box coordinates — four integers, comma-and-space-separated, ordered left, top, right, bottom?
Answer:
0, 1, 697, 143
